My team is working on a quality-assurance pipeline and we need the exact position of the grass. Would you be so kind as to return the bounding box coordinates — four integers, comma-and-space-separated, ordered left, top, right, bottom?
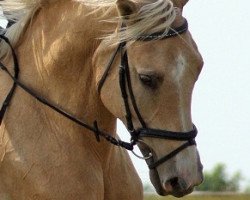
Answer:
144, 194, 250, 200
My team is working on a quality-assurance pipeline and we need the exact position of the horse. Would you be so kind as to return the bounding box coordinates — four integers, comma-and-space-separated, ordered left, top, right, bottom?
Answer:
0, 0, 203, 199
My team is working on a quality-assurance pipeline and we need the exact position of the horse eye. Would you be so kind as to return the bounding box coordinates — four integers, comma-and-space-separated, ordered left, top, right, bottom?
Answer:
139, 74, 157, 89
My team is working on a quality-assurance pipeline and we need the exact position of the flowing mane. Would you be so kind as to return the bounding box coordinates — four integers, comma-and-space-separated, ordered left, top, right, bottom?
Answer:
0, 0, 176, 57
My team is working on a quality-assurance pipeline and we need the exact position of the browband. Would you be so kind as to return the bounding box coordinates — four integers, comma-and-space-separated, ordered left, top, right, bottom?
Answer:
136, 19, 188, 41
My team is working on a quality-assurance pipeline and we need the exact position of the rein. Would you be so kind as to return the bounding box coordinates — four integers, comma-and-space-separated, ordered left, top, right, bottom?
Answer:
0, 35, 134, 151
0, 18, 198, 169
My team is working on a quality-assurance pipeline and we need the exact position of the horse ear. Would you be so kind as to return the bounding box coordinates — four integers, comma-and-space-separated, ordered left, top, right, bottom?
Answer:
172, 0, 189, 8
116, 0, 137, 18
181, 0, 189, 7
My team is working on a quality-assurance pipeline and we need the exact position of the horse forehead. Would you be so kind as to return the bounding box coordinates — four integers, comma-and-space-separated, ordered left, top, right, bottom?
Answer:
130, 40, 183, 60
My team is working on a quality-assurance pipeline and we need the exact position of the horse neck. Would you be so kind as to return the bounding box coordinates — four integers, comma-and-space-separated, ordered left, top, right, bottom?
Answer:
13, 1, 117, 155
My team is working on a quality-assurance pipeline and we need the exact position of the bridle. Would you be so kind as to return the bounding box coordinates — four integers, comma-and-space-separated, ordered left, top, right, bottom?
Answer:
98, 18, 197, 169
0, 18, 197, 170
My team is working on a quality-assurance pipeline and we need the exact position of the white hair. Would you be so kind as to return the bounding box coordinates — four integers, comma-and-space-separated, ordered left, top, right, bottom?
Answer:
115, 0, 176, 44
77, 0, 176, 44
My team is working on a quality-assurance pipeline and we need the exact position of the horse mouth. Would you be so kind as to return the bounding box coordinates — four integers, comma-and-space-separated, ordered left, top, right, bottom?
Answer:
164, 178, 194, 197
171, 188, 194, 197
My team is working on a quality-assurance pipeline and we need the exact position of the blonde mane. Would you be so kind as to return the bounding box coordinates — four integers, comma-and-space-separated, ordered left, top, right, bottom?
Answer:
0, 0, 176, 58
0, 0, 45, 58
106, 0, 176, 44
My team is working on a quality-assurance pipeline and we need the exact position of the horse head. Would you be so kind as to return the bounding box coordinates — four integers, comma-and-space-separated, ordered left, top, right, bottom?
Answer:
94, 0, 203, 197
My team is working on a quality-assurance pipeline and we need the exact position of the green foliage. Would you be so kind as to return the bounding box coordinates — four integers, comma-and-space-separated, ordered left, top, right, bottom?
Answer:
143, 163, 247, 193
244, 182, 250, 193
227, 171, 243, 191
196, 163, 243, 192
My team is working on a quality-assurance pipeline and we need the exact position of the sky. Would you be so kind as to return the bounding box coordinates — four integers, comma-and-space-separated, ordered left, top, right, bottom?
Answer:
1, 0, 250, 189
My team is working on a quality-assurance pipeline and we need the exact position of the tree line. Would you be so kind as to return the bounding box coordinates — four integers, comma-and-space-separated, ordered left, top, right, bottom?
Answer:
143, 163, 250, 193
195, 163, 243, 192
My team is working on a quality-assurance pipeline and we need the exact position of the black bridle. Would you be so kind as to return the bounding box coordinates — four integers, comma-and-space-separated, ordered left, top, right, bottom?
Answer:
0, 18, 197, 169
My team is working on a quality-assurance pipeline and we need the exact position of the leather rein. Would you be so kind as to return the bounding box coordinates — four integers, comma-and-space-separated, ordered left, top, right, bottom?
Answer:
0, 19, 197, 169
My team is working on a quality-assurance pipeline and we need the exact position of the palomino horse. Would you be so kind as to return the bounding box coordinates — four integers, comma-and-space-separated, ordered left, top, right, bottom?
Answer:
0, 0, 203, 199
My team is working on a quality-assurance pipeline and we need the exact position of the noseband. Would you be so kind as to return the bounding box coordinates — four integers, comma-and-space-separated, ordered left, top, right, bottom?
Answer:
0, 19, 197, 169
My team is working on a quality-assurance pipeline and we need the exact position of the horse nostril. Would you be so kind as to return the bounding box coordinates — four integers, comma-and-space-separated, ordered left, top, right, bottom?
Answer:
169, 177, 190, 191
164, 177, 194, 197
169, 177, 179, 188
